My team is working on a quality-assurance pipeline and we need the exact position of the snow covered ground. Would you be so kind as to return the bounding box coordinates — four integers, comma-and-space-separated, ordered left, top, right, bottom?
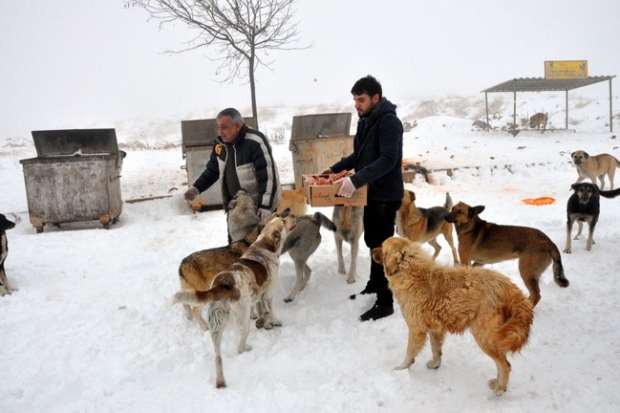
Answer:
1, 93, 620, 412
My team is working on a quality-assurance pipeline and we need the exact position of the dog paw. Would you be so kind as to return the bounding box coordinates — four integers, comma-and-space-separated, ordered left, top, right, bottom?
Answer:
426, 359, 441, 369
394, 359, 414, 370
283, 297, 293, 303
346, 277, 356, 284
488, 379, 506, 396
563, 248, 571, 253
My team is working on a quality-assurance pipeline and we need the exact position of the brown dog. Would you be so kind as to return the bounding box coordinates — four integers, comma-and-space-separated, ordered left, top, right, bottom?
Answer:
372, 237, 533, 396
276, 188, 308, 217
177, 219, 268, 330
171, 214, 297, 388
446, 201, 569, 307
529, 112, 548, 131
395, 190, 459, 265
571, 150, 620, 190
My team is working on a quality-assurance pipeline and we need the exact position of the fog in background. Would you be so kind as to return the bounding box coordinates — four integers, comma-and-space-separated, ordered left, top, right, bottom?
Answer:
1, 0, 618, 138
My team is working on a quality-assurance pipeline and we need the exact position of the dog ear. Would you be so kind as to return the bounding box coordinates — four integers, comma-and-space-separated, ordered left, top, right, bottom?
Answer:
371, 247, 383, 264
470, 205, 485, 218
570, 183, 578, 191
583, 152, 589, 158
383, 252, 402, 275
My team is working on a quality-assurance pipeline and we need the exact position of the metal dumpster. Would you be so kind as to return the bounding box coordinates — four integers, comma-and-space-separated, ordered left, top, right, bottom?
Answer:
289, 113, 353, 189
19, 129, 125, 233
181, 116, 256, 210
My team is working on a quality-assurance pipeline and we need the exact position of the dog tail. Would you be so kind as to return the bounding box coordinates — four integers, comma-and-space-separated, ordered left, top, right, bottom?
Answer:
550, 246, 569, 288
313, 212, 337, 232
497, 295, 534, 353
443, 192, 453, 211
170, 285, 239, 307
599, 187, 620, 199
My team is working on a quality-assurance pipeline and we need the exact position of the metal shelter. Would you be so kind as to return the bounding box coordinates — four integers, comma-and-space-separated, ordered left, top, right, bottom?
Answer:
481, 76, 616, 132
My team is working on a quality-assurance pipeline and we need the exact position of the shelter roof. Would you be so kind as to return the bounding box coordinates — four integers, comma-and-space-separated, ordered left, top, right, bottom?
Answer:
481, 76, 615, 93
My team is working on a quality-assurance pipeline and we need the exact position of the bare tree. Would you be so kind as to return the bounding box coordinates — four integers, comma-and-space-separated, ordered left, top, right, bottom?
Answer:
125, 0, 308, 127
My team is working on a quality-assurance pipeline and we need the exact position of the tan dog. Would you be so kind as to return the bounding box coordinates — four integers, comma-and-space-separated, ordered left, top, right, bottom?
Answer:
177, 221, 267, 330
446, 201, 569, 307
333, 205, 364, 283
395, 190, 459, 265
277, 188, 308, 217
529, 112, 548, 130
171, 215, 297, 388
372, 237, 534, 396
571, 150, 620, 190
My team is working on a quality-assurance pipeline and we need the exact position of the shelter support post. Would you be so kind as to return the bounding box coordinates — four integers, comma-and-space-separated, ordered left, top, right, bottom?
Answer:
610, 78, 614, 132
513, 79, 517, 128
485, 92, 489, 131
565, 90, 569, 130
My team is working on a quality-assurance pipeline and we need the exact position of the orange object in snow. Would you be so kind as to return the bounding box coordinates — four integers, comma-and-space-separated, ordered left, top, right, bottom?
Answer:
522, 197, 556, 206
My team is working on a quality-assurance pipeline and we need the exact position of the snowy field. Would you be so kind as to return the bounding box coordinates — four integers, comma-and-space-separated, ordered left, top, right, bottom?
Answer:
1, 93, 620, 412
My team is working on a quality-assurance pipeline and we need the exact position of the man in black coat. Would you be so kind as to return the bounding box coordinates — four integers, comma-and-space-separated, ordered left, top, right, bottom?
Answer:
323, 75, 404, 321
184, 108, 282, 218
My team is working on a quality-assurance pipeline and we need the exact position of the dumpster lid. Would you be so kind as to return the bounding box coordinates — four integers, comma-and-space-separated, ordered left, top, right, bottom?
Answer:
181, 117, 257, 151
290, 113, 352, 142
31, 129, 120, 157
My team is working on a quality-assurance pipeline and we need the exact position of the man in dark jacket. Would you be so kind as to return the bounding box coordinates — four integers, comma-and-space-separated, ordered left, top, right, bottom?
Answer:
184, 108, 282, 219
323, 75, 404, 321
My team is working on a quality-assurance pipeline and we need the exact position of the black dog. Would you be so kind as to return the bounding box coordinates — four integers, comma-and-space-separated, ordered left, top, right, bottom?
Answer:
1, 213, 16, 296
564, 183, 620, 253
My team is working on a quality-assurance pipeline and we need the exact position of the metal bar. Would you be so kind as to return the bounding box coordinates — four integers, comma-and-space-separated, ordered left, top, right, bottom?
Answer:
485, 92, 489, 132
565, 90, 569, 130
610, 78, 614, 132
513, 79, 517, 129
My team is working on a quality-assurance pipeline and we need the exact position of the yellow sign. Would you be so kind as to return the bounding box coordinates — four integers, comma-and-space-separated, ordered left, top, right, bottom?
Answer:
544, 61, 588, 79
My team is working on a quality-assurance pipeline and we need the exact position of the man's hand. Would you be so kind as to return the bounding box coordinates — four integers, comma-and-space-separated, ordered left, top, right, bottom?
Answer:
184, 186, 199, 201
335, 177, 356, 198
320, 167, 333, 174
257, 208, 271, 219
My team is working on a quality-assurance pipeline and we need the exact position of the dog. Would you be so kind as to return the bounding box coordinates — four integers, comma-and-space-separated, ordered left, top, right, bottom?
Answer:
177, 218, 269, 330
564, 183, 620, 253
372, 237, 533, 396
227, 189, 261, 242
276, 188, 308, 217
333, 206, 364, 284
529, 112, 548, 131
1, 213, 17, 296
402, 163, 432, 184
171, 214, 297, 388
571, 150, 620, 190
231, 189, 337, 302
281, 211, 336, 302
446, 201, 569, 307
395, 190, 459, 265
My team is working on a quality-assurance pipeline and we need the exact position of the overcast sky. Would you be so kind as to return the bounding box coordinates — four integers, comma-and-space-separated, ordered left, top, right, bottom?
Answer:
1, 0, 618, 138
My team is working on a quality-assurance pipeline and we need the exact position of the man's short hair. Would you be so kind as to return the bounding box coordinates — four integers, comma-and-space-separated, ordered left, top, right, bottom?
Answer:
217, 108, 244, 126
351, 75, 383, 99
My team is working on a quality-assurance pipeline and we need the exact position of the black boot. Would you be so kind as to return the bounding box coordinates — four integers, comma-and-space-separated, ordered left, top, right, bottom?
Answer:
360, 303, 394, 321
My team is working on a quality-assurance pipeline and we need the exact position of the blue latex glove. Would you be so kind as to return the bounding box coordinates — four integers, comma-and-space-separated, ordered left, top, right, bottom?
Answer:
335, 177, 356, 198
